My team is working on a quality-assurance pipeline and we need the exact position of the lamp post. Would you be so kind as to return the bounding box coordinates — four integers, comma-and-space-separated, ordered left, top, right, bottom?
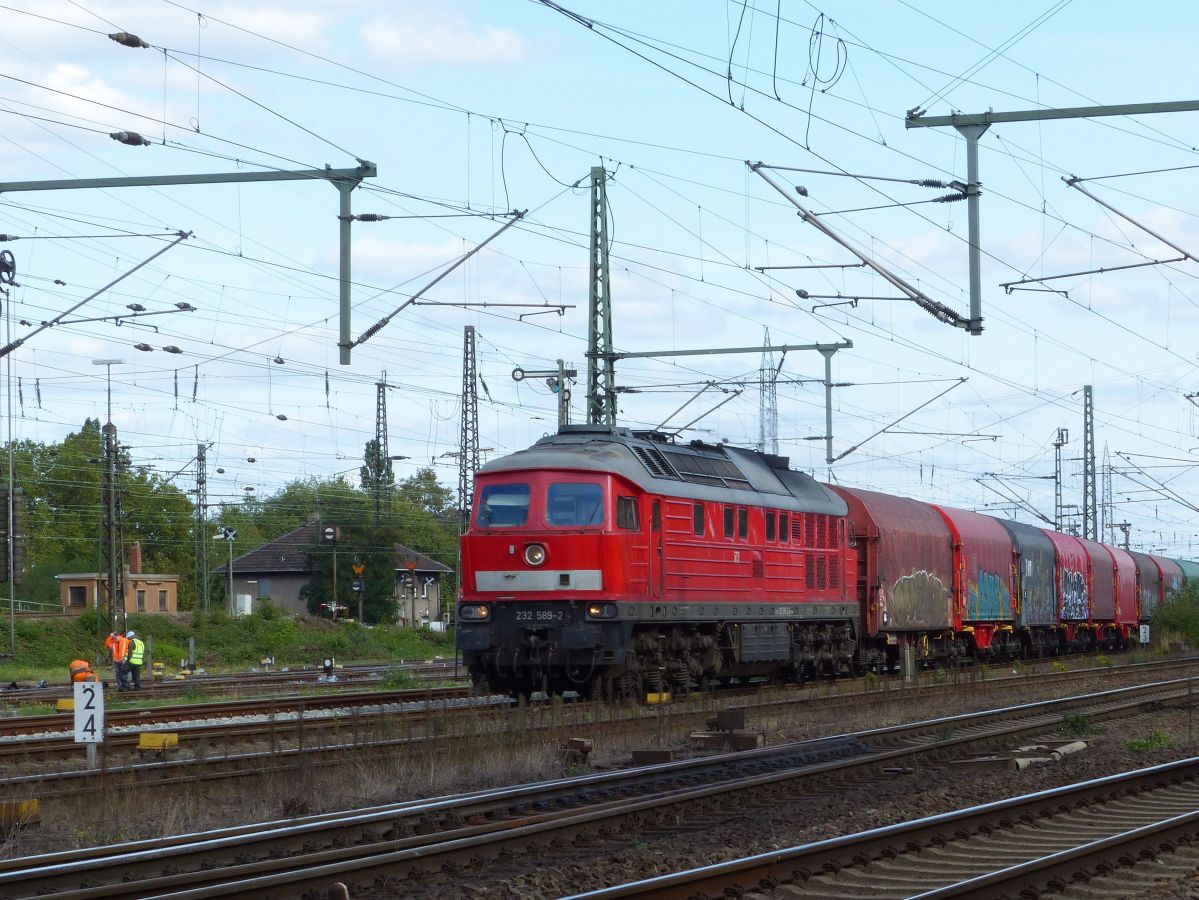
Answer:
213, 526, 236, 614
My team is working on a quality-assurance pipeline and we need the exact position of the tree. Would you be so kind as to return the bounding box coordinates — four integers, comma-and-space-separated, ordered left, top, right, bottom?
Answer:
1, 419, 198, 606
360, 439, 395, 513
397, 466, 455, 518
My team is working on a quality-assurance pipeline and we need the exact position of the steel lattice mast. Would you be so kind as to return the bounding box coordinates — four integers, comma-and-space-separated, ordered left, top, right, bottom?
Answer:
459, 327, 480, 530
586, 167, 616, 425
758, 328, 778, 455
374, 371, 391, 520
1083, 385, 1097, 541
194, 443, 208, 613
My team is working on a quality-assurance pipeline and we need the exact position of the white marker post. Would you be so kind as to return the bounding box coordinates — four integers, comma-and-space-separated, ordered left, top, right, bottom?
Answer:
73, 681, 105, 770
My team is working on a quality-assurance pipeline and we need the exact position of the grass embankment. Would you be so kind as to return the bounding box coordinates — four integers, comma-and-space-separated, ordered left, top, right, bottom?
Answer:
0, 604, 456, 685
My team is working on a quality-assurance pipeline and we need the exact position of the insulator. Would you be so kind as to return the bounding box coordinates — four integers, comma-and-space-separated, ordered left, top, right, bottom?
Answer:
110, 131, 151, 147
915, 179, 949, 188
109, 32, 149, 49
0, 235, 15, 242
354, 213, 386, 222
359, 320, 386, 342
932, 192, 969, 203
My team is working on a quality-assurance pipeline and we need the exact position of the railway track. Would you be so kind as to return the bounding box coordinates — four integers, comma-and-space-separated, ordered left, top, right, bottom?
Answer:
0, 660, 462, 707
3, 656, 1197, 797
4, 675, 1195, 898
0, 686, 480, 762
577, 755, 1199, 899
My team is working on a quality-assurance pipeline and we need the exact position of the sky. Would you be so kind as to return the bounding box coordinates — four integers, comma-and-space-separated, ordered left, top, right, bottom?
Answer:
1, 0, 1198, 555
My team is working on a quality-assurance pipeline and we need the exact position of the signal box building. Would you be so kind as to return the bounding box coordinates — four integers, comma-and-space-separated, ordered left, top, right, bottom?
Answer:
57, 542, 180, 616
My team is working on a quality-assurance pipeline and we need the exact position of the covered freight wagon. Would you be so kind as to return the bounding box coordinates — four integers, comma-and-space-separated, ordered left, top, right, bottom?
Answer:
1078, 537, 1116, 621
999, 519, 1056, 627
1128, 550, 1164, 621
1043, 530, 1090, 622
1105, 545, 1138, 641
830, 486, 953, 634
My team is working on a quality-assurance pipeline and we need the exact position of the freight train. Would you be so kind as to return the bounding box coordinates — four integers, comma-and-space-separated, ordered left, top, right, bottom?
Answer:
456, 425, 1192, 699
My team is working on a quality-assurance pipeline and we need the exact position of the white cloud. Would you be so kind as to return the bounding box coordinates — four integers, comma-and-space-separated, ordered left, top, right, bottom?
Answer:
360, 7, 528, 69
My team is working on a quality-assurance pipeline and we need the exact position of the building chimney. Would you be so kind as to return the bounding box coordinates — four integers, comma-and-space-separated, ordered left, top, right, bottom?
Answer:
130, 541, 143, 575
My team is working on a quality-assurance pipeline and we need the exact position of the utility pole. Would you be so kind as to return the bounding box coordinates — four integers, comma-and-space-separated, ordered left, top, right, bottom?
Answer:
1083, 385, 1097, 541
586, 167, 616, 425
1101, 443, 1113, 544
194, 443, 208, 613
1053, 427, 1069, 532
93, 359, 123, 636
758, 328, 778, 455
1, 249, 14, 656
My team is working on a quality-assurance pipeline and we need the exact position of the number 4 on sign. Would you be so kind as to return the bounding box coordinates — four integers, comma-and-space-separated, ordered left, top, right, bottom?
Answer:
73, 682, 105, 743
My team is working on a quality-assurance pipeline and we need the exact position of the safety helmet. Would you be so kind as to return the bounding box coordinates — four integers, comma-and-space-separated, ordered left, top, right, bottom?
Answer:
126, 630, 136, 638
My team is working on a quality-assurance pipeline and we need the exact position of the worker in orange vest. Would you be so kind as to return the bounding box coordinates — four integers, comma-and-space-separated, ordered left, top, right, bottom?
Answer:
69, 659, 98, 683
104, 631, 131, 690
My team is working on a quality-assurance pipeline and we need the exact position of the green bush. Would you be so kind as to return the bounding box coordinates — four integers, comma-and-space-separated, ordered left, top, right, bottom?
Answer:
1153, 584, 1199, 647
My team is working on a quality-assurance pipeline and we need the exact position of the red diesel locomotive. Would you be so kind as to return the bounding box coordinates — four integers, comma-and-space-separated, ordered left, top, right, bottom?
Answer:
456, 425, 1185, 698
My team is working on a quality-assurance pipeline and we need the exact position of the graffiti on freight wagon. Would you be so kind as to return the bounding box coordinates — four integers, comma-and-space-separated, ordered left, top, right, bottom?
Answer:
966, 569, 1012, 620
1061, 568, 1088, 620
886, 570, 951, 629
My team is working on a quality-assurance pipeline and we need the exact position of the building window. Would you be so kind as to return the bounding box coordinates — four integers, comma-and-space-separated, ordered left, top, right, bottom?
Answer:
136, 590, 146, 612
692, 502, 704, 536
158, 590, 168, 611
737, 507, 748, 539
69, 585, 86, 608
724, 506, 734, 538
765, 511, 776, 542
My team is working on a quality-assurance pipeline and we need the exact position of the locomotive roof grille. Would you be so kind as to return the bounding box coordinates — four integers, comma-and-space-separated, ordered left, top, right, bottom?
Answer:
632, 445, 681, 480
660, 449, 751, 489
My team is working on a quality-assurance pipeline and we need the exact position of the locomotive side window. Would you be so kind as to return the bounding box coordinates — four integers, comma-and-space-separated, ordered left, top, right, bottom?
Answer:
765, 511, 776, 542
724, 506, 734, 538
477, 483, 530, 527
616, 496, 640, 531
547, 483, 604, 526
692, 502, 704, 536
779, 513, 789, 543
737, 507, 748, 539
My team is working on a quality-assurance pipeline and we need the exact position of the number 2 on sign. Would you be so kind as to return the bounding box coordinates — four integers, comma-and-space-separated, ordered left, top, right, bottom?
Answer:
74, 681, 104, 743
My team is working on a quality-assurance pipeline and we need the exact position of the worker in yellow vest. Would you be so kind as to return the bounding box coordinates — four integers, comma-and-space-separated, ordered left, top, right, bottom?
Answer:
126, 631, 146, 690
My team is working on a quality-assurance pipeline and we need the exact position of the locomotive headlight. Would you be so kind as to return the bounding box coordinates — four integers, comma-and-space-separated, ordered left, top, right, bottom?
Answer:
523, 543, 547, 566
586, 603, 618, 620
458, 604, 490, 620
